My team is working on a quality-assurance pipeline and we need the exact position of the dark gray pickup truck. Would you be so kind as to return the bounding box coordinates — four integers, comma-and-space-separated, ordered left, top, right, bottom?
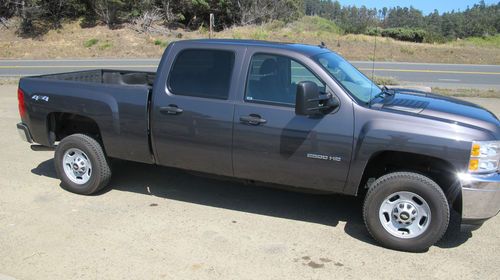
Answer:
16, 39, 500, 251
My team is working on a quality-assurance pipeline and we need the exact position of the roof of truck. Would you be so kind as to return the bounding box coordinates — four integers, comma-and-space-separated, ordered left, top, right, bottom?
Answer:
174, 39, 331, 57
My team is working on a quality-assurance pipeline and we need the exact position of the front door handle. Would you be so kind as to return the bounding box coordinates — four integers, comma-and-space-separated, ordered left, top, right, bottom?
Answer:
160, 105, 183, 115
240, 114, 267, 125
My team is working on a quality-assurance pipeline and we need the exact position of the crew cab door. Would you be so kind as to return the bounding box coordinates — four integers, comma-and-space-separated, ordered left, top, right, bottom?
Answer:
151, 46, 241, 176
232, 52, 354, 192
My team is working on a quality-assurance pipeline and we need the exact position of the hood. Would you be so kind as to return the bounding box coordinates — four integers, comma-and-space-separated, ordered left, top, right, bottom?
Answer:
376, 89, 500, 134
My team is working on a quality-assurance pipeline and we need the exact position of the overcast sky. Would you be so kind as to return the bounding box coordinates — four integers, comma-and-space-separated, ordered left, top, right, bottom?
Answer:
338, 0, 498, 14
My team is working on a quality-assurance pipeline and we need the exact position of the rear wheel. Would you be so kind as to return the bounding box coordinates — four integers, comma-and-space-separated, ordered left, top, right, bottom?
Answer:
363, 172, 449, 252
54, 134, 111, 195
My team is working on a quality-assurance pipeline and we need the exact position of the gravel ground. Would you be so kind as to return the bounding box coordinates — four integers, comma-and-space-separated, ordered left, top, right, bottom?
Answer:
0, 85, 499, 280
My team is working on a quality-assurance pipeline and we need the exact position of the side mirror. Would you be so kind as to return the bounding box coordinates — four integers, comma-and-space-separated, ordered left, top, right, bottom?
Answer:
295, 81, 339, 116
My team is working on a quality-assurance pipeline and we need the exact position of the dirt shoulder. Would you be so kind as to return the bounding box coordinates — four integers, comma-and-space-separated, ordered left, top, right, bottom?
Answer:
1, 19, 499, 64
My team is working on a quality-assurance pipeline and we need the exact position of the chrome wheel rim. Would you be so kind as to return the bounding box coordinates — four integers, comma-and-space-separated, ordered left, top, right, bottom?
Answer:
63, 148, 92, 185
379, 191, 431, 239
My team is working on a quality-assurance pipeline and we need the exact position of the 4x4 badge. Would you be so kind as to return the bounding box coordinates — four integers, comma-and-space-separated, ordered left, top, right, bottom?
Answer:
32, 95, 49, 102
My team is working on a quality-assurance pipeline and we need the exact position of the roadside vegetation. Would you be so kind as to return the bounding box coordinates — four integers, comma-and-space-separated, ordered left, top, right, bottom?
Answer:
0, 1, 498, 63
1, 1, 498, 43
457, 35, 500, 48
372, 76, 399, 86
1, 16, 499, 64
432, 87, 500, 98
0, 78, 19, 85
83, 38, 99, 48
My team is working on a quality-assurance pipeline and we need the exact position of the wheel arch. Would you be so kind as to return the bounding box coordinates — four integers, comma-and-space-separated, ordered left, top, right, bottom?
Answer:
357, 150, 462, 214
47, 112, 103, 147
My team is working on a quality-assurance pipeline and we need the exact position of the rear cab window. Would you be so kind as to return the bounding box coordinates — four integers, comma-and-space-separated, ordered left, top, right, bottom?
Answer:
168, 49, 235, 99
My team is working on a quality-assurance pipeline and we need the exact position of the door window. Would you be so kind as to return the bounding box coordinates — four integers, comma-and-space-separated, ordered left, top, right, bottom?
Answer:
245, 54, 325, 106
169, 49, 235, 99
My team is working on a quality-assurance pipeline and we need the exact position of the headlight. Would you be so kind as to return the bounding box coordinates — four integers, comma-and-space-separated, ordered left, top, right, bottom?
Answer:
468, 141, 500, 173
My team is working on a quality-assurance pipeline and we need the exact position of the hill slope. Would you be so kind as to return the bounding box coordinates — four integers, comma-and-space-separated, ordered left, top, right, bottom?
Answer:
0, 17, 499, 64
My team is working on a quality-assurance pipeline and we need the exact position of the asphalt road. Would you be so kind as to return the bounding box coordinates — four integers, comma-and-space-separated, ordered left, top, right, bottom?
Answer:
0, 59, 499, 89
352, 61, 500, 89
1, 83, 500, 280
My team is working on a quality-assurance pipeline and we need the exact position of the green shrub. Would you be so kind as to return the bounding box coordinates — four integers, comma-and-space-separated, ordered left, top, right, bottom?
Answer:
83, 38, 99, 48
400, 46, 415, 55
366, 28, 448, 44
99, 41, 112, 50
198, 24, 208, 34
291, 16, 342, 34
153, 39, 168, 48
251, 29, 269, 40
380, 28, 427, 43
265, 20, 286, 31
372, 76, 399, 85
231, 31, 242, 39
365, 27, 382, 36
365, 27, 437, 43
423, 31, 447, 44
463, 35, 500, 48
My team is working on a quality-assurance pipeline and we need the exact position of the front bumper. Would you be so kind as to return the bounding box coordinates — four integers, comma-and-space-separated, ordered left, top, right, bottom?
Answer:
16, 122, 33, 143
460, 173, 500, 227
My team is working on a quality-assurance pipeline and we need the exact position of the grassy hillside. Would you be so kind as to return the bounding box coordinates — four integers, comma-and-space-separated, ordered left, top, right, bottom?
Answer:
0, 16, 499, 64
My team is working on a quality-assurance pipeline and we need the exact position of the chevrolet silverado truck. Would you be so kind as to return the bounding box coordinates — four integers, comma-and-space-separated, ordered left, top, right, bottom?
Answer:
16, 39, 500, 252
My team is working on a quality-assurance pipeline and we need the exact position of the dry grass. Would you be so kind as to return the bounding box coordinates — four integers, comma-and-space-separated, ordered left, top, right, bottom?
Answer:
0, 78, 19, 85
215, 24, 500, 64
432, 87, 500, 98
0, 19, 167, 59
0, 17, 499, 64
372, 76, 399, 85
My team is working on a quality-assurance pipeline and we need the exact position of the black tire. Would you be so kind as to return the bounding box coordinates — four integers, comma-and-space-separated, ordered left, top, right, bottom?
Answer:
54, 134, 111, 195
363, 172, 449, 252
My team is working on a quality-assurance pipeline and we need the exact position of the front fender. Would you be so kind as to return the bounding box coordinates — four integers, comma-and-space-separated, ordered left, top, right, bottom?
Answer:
343, 107, 491, 195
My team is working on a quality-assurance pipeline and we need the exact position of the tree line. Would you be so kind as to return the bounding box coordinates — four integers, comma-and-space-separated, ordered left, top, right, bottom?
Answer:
1, 0, 499, 42
0, 0, 302, 33
305, 0, 500, 42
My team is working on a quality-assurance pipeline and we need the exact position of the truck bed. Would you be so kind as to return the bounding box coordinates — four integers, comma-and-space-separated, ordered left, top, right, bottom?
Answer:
39, 69, 156, 87
19, 69, 155, 164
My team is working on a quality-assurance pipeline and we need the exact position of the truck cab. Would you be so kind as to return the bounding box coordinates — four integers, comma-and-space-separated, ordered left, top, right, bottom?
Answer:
151, 41, 353, 193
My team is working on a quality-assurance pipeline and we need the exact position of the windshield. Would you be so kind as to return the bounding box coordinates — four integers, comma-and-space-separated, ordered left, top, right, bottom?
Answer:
313, 52, 380, 103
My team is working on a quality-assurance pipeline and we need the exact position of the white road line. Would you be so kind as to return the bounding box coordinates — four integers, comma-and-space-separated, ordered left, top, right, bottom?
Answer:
0, 59, 160, 62
351, 61, 500, 67
0, 60, 498, 68
438, 78, 461, 82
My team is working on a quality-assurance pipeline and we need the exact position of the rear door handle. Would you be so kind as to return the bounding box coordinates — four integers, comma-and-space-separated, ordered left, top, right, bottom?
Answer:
160, 105, 183, 115
240, 114, 267, 125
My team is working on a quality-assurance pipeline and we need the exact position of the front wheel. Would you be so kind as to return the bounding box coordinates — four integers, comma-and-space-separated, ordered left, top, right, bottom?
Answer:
363, 172, 450, 252
54, 134, 111, 195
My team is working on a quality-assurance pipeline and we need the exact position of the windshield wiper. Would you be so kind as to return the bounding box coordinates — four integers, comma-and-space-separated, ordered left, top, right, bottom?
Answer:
368, 85, 395, 106
372, 85, 395, 100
